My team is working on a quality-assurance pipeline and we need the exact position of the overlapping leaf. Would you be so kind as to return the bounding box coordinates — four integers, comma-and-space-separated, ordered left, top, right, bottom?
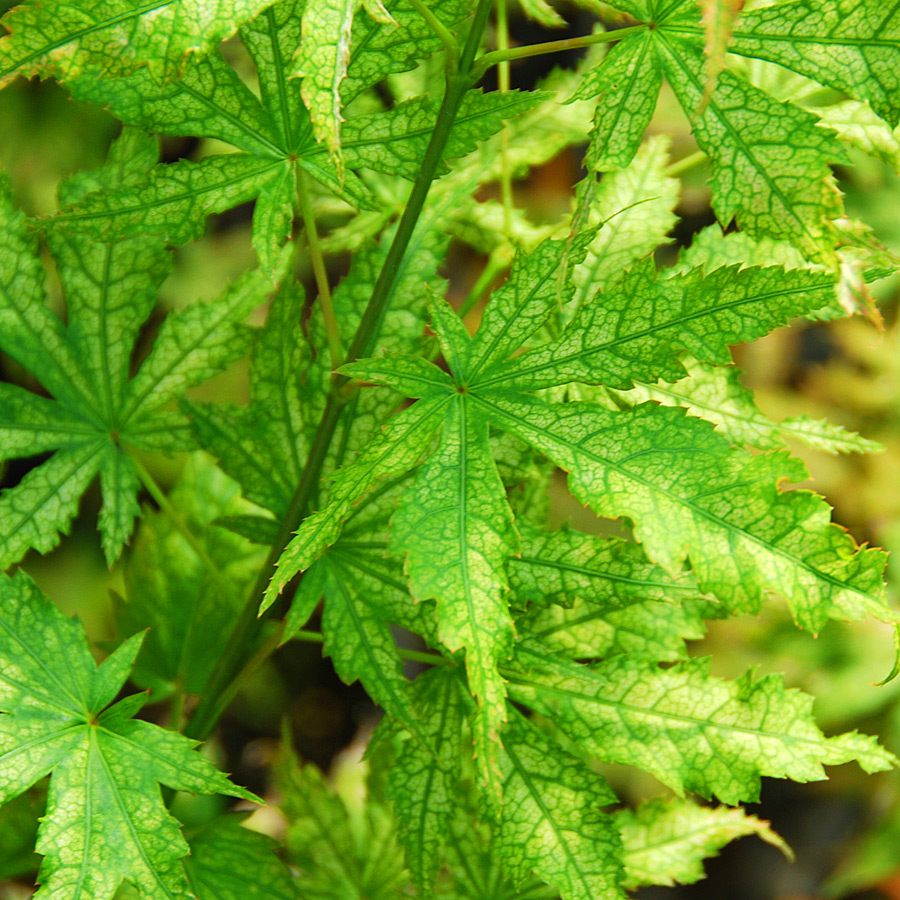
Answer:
49, 0, 539, 268
506, 640, 896, 804
496, 713, 624, 900
183, 816, 297, 900
385, 668, 467, 891
0, 571, 258, 900
118, 455, 266, 698
276, 226, 892, 819
576, 0, 900, 258
277, 738, 407, 900
0, 133, 268, 567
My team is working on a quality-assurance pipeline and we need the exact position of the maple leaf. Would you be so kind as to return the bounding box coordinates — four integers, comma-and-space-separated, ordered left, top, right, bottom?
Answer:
0, 130, 268, 567
576, 0, 900, 258
45, 0, 538, 273
269, 225, 894, 807
506, 640, 896, 804
0, 570, 258, 900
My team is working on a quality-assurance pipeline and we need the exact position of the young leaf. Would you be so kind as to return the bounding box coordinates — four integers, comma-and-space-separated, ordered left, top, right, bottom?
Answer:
0, 571, 258, 900
698, 0, 744, 102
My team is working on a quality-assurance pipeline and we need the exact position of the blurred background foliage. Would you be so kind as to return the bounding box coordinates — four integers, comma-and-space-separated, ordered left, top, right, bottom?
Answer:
2, 0, 900, 897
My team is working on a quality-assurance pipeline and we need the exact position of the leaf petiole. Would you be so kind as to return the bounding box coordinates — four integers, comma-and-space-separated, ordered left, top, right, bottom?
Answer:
297, 168, 343, 370
471, 23, 648, 81
405, 0, 461, 70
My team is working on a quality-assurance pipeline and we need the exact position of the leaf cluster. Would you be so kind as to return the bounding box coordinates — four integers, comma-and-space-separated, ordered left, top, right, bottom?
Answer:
0, 0, 897, 898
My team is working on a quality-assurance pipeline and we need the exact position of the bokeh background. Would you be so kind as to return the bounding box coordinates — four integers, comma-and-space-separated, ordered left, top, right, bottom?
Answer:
1, 2, 900, 897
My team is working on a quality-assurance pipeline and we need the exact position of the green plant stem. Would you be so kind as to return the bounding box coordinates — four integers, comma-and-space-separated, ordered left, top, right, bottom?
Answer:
168, 684, 184, 732
131, 456, 226, 593
183, 0, 496, 743
666, 148, 707, 177
457, 243, 514, 320
297, 168, 343, 370
496, 0, 514, 238
472, 23, 647, 80
405, 0, 460, 69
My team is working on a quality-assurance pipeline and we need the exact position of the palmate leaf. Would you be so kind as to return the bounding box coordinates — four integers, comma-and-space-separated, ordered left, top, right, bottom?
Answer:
579, 1, 888, 258
278, 227, 893, 819
505, 639, 896, 804
0, 134, 268, 567
50, 0, 535, 268
0, 571, 258, 900
0, 0, 274, 86
725, 0, 900, 128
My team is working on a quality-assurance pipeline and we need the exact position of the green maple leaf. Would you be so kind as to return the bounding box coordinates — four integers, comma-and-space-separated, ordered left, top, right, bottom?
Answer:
46, 0, 536, 270
0, 570, 258, 900
0, 0, 274, 86
576, 0, 900, 257
0, 132, 268, 567
271, 228, 893, 811
506, 640, 896, 804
